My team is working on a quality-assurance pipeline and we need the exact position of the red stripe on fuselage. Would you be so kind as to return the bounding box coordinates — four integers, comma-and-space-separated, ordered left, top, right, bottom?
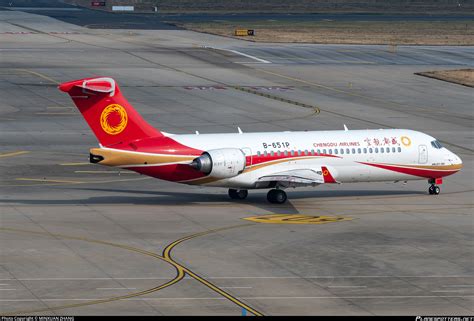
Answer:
358, 162, 460, 178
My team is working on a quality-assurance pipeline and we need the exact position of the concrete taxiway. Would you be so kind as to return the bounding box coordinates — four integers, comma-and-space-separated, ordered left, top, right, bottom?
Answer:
0, 4, 473, 316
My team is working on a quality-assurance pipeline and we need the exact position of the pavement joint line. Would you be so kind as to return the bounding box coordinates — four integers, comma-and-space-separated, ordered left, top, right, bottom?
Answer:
233, 86, 321, 113
2, 295, 474, 302
0, 275, 472, 281
3, 177, 151, 187
15, 178, 86, 184
36, 112, 77, 115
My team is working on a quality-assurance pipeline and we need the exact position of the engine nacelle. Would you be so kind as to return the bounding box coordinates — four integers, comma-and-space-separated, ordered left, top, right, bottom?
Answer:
190, 148, 246, 178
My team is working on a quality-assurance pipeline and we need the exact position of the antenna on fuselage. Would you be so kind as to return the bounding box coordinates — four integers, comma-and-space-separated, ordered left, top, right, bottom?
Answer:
343, 124, 349, 131
237, 127, 243, 134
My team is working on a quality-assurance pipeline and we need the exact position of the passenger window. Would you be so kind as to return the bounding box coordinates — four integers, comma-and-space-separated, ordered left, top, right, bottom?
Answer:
257, 151, 261, 156
329, 149, 332, 154
298, 150, 302, 156
386, 147, 390, 153
380, 148, 384, 153
270, 151, 274, 157
311, 149, 315, 155
347, 148, 350, 154
398, 147, 401, 153
334, 149, 338, 154
340, 149, 344, 154
352, 148, 355, 154
363, 148, 367, 154
284, 150, 288, 156
317, 149, 321, 155
375, 148, 379, 153
304, 150, 309, 156
277, 151, 281, 157
369, 148, 373, 153
392, 147, 396, 153
264, 151, 268, 157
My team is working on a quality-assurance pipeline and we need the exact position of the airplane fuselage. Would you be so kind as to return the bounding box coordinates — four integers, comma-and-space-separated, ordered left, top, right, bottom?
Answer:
91, 128, 462, 188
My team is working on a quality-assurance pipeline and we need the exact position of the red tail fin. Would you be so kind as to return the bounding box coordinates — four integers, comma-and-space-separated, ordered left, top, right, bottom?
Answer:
59, 77, 162, 147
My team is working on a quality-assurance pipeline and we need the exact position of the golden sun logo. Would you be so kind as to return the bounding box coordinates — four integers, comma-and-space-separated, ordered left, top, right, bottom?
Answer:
100, 104, 128, 135
401, 136, 411, 147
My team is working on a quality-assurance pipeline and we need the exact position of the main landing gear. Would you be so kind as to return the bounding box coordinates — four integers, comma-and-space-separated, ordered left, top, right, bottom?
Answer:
267, 189, 287, 204
228, 188, 288, 204
228, 189, 248, 200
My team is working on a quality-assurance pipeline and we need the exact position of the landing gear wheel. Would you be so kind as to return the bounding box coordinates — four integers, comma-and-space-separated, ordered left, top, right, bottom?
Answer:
428, 185, 440, 195
228, 189, 248, 200
267, 189, 287, 204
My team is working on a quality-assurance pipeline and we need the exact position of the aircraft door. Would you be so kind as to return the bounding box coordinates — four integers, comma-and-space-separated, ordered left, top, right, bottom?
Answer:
418, 145, 428, 164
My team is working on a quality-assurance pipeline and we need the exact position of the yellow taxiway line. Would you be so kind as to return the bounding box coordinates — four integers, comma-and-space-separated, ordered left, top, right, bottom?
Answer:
0, 227, 186, 316
0, 151, 30, 159
162, 223, 264, 316
59, 162, 91, 166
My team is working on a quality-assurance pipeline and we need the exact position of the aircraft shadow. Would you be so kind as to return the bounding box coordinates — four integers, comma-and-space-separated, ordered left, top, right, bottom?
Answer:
2, 188, 425, 215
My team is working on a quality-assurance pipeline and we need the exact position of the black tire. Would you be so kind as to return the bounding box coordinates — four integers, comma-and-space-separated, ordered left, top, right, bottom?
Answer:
267, 189, 287, 204
434, 186, 440, 195
228, 189, 248, 200
428, 185, 435, 195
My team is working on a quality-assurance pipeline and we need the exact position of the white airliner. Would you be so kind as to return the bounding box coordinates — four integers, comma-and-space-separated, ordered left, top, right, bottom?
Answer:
59, 77, 463, 203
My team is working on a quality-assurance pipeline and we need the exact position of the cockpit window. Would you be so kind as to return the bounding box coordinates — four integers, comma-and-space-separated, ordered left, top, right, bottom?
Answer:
431, 140, 443, 149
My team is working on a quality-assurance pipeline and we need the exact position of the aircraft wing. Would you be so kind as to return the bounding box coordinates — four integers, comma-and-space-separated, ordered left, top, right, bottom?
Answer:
256, 166, 338, 188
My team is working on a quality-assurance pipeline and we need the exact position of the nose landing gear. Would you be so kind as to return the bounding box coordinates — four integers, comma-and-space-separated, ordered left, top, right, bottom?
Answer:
428, 178, 441, 195
429, 184, 440, 195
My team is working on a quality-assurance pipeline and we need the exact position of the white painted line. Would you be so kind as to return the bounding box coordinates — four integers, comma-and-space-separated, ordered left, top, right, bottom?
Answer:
220, 48, 271, 64
2, 295, 474, 302
442, 285, 474, 287
96, 287, 137, 290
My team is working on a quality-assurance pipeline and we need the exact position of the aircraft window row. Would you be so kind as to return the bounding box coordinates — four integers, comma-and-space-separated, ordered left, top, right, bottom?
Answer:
255, 147, 403, 157
431, 140, 443, 149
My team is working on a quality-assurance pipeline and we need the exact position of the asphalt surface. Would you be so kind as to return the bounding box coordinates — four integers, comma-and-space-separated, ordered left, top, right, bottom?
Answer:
0, 5, 473, 316
2, 0, 473, 30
